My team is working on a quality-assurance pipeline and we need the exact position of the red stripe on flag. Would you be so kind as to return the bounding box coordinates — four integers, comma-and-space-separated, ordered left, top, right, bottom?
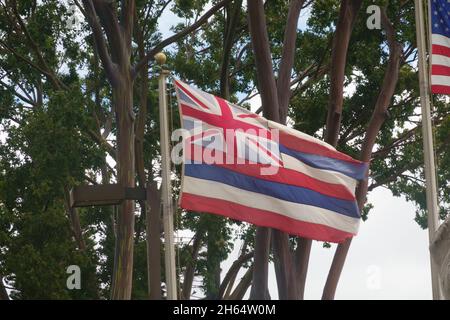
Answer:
432, 44, 450, 58
431, 84, 450, 94
185, 143, 356, 200
216, 162, 355, 200
279, 131, 363, 165
215, 96, 234, 119
181, 104, 270, 134
181, 193, 355, 243
181, 105, 274, 159
431, 64, 450, 77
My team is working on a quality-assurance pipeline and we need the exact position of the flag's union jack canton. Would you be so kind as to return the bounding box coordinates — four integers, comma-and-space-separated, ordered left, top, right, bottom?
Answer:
174, 80, 368, 243
430, 0, 450, 94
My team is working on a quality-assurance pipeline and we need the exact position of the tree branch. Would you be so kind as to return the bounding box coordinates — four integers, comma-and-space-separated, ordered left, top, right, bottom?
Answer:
81, 0, 119, 86
324, 0, 363, 146
92, 0, 127, 65
294, 237, 312, 299
227, 265, 253, 300
219, 252, 253, 299
0, 79, 36, 106
0, 40, 58, 86
10, 0, 66, 90
277, 0, 305, 123
368, 139, 450, 192
247, 0, 280, 121
86, 128, 117, 160
247, 0, 280, 300
182, 227, 205, 300
121, 0, 135, 44
220, 0, 242, 100
371, 126, 419, 159
63, 186, 86, 251
146, 180, 162, 300
132, 0, 232, 78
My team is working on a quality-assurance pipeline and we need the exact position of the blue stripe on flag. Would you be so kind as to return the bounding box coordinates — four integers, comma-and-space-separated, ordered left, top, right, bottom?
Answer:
184, 163, 360, 218
279, 145, 367, 180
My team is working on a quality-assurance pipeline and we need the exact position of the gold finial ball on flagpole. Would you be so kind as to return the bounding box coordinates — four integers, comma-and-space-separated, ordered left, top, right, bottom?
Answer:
154, 52, 167, 65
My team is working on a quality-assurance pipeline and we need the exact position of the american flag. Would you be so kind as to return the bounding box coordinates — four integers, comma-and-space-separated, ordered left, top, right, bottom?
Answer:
430, 0, 450, 94
174, 80, 368, 243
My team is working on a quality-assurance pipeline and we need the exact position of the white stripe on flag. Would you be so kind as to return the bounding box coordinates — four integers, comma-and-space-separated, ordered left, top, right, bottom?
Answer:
183, 176, 360, 234
281, 153, 358, 193
430, 75, 450, 86
432, 34, 450, 48
431, 54, 450, 68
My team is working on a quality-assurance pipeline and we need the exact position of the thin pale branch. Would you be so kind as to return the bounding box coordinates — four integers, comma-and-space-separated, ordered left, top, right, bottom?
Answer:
0, 80, 36, 106
277, 0, 305, 122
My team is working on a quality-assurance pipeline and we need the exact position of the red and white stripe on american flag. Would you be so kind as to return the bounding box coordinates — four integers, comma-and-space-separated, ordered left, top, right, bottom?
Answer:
431, 34, 450, 94
430, 0, 450, 94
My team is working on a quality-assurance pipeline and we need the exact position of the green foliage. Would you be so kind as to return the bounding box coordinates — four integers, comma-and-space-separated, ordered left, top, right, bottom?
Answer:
0, 88, 104, 298
1, 203, 99, 299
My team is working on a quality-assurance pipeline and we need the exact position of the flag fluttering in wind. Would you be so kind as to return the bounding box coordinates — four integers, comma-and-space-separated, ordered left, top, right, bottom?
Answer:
174, 80, 368, 243
430, 0, 450, 94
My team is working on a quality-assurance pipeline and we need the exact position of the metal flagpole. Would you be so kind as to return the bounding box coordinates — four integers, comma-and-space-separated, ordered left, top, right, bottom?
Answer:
155, 52, 177, 300
413, 0, 441, 300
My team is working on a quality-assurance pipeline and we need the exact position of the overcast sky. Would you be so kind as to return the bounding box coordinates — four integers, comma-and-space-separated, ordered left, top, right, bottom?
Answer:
157, 5, 433, 300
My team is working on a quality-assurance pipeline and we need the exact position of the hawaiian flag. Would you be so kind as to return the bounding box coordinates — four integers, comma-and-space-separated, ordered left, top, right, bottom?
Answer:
174, 80, 368, 243
430, 0, 450, 94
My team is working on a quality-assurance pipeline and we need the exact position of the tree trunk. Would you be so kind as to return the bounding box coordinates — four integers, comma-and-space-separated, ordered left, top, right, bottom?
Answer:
182, 227, 204, 299
324, 0, 363, 146
321, 238, 352, 300
249, 227, 271, 299
133, 15, 163, 300
277, 0, 305, 123
228, 266, 254, 300
271, 0, 305, 300
271, 230, 296, 299
247, 0, 280, 122
64, 187, 86, 251
206, 222, 222, 299
110, 79, 136, 300
247, 0, 308, 300
220, 0, 242, 100
219, 252, 253, 299
81, 0, 136, 300
322, 8, 402, 300
294, 237, 312, 299
147, 182, 162, 300
247, 0, 280, 300
317, 0, 362, 301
